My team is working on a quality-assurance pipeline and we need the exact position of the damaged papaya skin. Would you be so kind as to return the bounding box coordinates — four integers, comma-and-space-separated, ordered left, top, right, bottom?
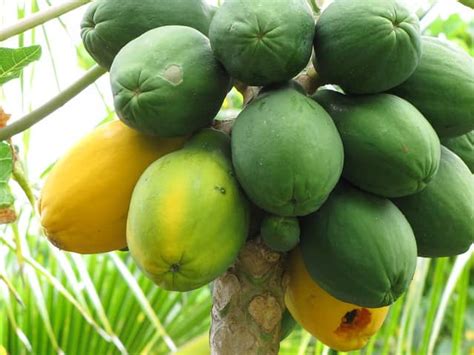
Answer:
285, 249, 389, 352
39, 120, 185, 254
300, 182, 417, 308
81, 0, 216, 69
110, 26, 230, 137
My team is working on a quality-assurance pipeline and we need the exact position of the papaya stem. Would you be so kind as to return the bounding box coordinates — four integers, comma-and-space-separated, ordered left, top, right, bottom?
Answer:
0, 1, 91, 42
0, 65, 106, 141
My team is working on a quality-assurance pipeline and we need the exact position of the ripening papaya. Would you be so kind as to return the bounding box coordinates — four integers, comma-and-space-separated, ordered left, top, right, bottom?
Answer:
127, 129, 249, 291
285, 249, 389, 352
39, 120, 185, 254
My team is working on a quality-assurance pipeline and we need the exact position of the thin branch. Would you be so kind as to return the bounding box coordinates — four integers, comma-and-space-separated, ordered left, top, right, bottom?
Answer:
0, 65, 107, 141
0, 0, 91, 42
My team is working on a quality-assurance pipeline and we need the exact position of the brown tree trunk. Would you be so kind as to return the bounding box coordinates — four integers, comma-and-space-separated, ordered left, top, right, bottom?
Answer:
210, 238, 287, 355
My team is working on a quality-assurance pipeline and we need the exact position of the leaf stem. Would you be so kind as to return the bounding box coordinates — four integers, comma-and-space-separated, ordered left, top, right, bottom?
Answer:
0, 1, 91, 42
0, 65, 107, 141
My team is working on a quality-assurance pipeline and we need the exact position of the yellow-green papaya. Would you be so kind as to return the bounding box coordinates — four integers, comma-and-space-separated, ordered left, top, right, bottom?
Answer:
39, 120, 185, 254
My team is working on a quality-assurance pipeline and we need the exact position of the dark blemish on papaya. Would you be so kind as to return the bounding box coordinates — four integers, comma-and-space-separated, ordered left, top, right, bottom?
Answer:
162, 65, 183, 86
402, 145, 409, 153
214, 186, 226, 194
334, 308, 372, 336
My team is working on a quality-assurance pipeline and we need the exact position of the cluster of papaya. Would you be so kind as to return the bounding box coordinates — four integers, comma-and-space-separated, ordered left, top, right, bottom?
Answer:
39, 0, 473, 351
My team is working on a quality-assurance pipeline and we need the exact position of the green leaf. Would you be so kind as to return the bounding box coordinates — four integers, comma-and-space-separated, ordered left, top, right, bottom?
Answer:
459, 0, 474, 9
0, 46, 42, 85
0, 142, 15, 223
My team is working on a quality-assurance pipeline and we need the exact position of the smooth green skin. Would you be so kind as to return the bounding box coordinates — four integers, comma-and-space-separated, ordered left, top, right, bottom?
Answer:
261, 215, 300, 252
280, 309, 297, 341
301, 182, 417, 308
209, 0, 315, 86
441, 131, 474, 173
314, 90, 441, 198
127, 130, 249, 292
390, 37, 474, 137
313, 0, 421, 94
81, 0, 216, 69
110, 26, 230, 137
232, 86, 344, 217
393, 147, 474, 257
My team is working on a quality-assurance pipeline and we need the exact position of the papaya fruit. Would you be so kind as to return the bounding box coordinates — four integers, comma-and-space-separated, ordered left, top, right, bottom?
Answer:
300, 182, 417, 308
285, 249, 389, 352
441, 131, 474, 173
127, 129, 249, 291
390, 36, 474, 137
313, 0, 421, 94
39, 120, 185, 254
393, 147, 474, 257
231, 85, 344, 217
81, 0, 216, 69
110, 26, 230, 137
280, 309, 297, 341
314, 90, 441, 198
261, 215, 300, 252
209, 0, 315, 86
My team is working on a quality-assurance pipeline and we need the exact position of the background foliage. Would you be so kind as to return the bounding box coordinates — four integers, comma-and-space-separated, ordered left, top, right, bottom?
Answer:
0, 0, 473, 354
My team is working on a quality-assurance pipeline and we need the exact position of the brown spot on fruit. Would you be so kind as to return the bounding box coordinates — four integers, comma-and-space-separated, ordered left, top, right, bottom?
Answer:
163, 65, 183, 86
334, 308, 372, 337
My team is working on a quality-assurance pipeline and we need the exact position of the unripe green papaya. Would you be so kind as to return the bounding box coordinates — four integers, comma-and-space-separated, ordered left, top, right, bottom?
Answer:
390, 37, 474, 137
261, 215, 300, 252
393, 147, 474, 257
209, 0, 315, 86
301, 182, 417, 308
441, 131, 474, 173
313, 0, 421, 94
314, 90, 441, 198
110, 26, 230, 137
81, 0, 216, 69
231, 86, 344, 217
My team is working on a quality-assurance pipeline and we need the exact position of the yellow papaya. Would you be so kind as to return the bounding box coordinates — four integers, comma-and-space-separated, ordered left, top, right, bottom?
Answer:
285, 249, 389, 352
39, 120, 185, 254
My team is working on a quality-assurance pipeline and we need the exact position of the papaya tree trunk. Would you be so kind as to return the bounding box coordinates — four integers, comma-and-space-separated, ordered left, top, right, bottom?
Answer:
210, 238, 287, 354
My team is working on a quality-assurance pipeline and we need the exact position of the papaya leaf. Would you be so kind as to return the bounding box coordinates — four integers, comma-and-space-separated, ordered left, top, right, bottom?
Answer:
0, 142, 16, 224
459, 0, 474, 9
0, 46, 42, 85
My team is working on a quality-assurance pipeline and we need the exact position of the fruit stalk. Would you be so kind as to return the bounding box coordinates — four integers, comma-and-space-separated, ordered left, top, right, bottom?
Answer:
0, 0, 92, 42
0, 65, 106, 141
210, 238, 287, 354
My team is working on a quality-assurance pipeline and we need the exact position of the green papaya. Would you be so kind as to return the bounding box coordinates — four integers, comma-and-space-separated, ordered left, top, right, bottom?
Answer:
261, 215, 300, 252
390, 36, 474, 137
313, 0, 421, 94
209, 0, 315, 86
127, 129, 249, 291
231, 86, 344, 217
314, 90, 441, 198
110, 26, 230, 137
81, 0, 216, 69
441, 131, 474, 173
301, 182, 417, 308
393, 147, 474, 257
280, 309, 297, 341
